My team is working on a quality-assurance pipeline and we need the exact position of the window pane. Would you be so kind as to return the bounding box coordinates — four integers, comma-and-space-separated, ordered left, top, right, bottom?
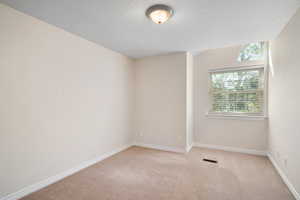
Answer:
211, 69, 263, 91
212, 92, 263, 113
210, 68, 264, 114
238, 42, 266, 62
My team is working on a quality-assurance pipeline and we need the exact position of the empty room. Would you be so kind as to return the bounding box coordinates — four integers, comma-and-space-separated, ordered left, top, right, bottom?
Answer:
1, 0, 300, 200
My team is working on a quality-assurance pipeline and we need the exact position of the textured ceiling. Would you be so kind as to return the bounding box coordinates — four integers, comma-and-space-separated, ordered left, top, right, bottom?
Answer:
0, 0, 299, 58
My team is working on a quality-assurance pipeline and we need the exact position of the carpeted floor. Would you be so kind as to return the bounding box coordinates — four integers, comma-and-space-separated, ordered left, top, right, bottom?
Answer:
21, 146, 295, 200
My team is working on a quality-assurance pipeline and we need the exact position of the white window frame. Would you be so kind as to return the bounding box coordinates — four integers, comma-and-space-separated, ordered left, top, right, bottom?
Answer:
206, 64, 268, 120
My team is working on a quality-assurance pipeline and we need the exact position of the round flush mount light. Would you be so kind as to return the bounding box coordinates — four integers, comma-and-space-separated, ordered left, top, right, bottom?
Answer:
146, 4, 174, 24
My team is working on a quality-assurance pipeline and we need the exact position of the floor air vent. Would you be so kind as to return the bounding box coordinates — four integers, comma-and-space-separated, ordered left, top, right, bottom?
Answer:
203, 158, 218, 164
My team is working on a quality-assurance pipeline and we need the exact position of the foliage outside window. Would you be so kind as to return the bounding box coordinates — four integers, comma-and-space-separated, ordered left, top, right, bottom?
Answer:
238, 42, 266, 62
209, 67, 265, 115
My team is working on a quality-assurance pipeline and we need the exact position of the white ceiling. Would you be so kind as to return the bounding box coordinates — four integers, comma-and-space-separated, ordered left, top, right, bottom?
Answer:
1, 0, 299, 58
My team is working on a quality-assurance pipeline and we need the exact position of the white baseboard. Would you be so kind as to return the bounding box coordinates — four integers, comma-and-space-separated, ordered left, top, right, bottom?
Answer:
134, 143, 186, 153
193, 143, 267, 156
268, 153, 300, 200
6, 143, 298, 200
0, 144, 132, 200
186, 143, 193, 153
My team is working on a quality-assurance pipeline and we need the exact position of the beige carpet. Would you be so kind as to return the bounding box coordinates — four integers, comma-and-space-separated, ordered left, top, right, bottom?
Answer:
21, 146, 294, 200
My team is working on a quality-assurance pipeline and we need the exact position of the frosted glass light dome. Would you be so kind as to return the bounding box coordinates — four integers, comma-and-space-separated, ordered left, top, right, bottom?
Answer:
146, 4, 173, 24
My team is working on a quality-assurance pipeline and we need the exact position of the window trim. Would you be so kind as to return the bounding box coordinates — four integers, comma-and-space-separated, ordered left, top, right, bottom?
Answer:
207, 64, 268, 119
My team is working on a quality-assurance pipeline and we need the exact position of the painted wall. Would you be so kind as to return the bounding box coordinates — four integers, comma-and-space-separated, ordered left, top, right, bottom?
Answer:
193, 46, 268, 151
0, 4, 134, 198
186, 52, 194, 150
269, 8, 300, 196
134, 53, 187, 151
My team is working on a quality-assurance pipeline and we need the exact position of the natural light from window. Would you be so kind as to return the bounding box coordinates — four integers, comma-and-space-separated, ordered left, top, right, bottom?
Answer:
238, 42, 266, 62
209, 67, 265, 116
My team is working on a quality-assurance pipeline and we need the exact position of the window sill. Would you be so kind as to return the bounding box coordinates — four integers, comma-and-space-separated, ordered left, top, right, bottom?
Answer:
205, 113, 268, 121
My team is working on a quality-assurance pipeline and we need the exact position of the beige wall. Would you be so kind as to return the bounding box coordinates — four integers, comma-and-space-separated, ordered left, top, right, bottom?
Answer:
0, 4, 134, 198
193, 46, 268, 151
186, 52, 194, 149
2, 0, 299, 198
269, 8, 300, 195
134, 53, 187, 150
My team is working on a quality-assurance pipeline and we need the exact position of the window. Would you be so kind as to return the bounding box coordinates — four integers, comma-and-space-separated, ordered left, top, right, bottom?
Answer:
208, 66, 265, 117
238, 42, 266, 62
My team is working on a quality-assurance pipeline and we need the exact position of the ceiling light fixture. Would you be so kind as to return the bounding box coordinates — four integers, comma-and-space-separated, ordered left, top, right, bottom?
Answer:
146, 4, 173, 24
